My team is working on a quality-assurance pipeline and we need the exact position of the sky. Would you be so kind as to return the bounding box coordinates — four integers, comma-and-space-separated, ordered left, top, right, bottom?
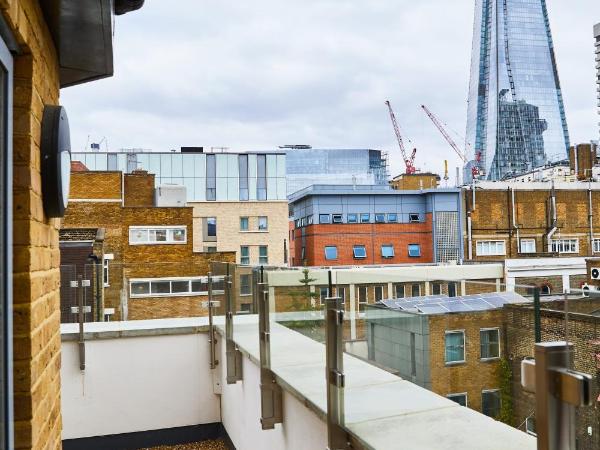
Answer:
61, 0, 600, 178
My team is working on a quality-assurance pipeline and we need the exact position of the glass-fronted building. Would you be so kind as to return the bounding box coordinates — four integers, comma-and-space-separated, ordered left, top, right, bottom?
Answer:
72, 150, 288, 201
466, 0, 570, 181
285, 148, 389, 195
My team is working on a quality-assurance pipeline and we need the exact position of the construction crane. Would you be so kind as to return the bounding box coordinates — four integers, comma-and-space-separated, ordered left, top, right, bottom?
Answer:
385, 100, 417, 174
420, 105, 481, 178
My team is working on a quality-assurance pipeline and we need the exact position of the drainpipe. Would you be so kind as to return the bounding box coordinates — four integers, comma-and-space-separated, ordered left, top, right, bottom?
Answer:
467, 213, 473, 260
87, 254, 103, 322
511, 187, 520, 253
546, 182, 557, 251
588, 180, 594, 255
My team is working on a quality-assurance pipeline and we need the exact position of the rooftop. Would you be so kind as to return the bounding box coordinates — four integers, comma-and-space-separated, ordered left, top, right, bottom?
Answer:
288, 184, 460, 202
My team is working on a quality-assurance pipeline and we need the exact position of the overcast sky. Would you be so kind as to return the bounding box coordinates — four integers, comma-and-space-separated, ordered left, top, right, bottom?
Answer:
61, 0, 600, 178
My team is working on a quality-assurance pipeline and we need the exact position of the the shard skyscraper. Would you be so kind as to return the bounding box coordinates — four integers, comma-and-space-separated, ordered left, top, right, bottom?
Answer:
465, 0, 570, 181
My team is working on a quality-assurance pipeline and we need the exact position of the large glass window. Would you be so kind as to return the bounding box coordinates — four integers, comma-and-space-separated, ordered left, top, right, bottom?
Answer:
238, 154, 249, 201
476, 240, 506, 256
445, 331, 465, 363
549, 238, 578, 254
257, 154, 267, 200
129, 226, 187, 245
206, 154, 216, 201
481, 390, 501, 418
480, 328, 500, 359
129, 277, 220, 298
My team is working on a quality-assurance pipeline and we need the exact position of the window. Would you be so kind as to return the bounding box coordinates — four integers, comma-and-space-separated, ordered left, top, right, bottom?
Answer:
360, 213, 370, 223
481, 390, 501, 418
409, 213, 420, 223
320, 287, 329, 305
394, 284, 404, 298
347, 213, 358, 223
332, 214, 343, 224
103, 258, 110, 287
358, 286, 368, 312
257, 154, 267, 200
336, 287, 346, 302
381, 244, 394, 258
448, 282, 457, 298
319, 214, 331, 224
480, 328, 500, 359
129, 226, 187, 245
240, 274, 252, 296
206, 153, 216, 201
476, 240, 506, 256
387, 213, 398, 223
240, 217, 249, 231
240, 246, 250, 265
525, 417, 536, 436
259, 246, 268, 264
375, 213, 385, 223
205, 246, 217, 253
432, 283, 441, 295
540, 284, 551, 295
353, 245, 367, 259
129, 277, 221, 298
239, 303, 252, 313
447, 393, 467, 407
593, 238, 600, 253
549, 238, 578, 254
374, 286, 384, 302
520, 238, 536, 254
307, 215, 313, 225
258, 216, 268, 231
411, 284, 421, 297
445, 330, 465, 363
239, 154, 249, 201
324, 246, 338, 260
408, 244, 421, 257
301, 247, 306, 260
207, 217, 217, 237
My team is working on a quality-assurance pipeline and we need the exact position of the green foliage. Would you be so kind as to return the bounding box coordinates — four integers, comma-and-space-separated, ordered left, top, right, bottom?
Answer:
498, 357, 514, 425
288, 267, 319, 311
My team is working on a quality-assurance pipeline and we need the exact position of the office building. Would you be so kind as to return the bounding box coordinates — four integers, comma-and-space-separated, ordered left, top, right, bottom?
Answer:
289, 185, 462, 266
466, 0, 570, 180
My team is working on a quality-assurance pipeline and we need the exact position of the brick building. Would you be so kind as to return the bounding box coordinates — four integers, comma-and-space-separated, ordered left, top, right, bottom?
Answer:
390, 172, 440, 190
289, 185, 463, 266
60, 170, 235, 321
366, 292, 529, 418
0, 1, 145, 448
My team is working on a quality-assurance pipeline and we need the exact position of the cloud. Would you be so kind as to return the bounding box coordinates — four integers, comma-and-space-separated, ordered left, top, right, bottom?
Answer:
61, 0, 600, 178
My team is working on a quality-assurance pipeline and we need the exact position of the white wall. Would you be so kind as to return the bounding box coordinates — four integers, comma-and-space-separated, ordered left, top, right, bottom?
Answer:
219, 343, 327, 450
61, 333, 220, 439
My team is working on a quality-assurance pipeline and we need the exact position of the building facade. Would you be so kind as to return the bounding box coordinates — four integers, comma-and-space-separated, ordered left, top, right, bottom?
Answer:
466, 0, 570, 180
596, 23, 600, 141
289, 185, 463, 267
61, 170, 236, 321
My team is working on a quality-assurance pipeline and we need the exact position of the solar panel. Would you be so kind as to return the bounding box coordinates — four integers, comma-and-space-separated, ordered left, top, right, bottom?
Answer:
417, 305, 448, 314
445, 302, 473, 312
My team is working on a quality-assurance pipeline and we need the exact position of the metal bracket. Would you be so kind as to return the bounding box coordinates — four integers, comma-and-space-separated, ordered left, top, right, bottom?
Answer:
257, 269, 283, 430
520, 342, 593, 450
225, 267, 243, 384
207, 272, 219, 370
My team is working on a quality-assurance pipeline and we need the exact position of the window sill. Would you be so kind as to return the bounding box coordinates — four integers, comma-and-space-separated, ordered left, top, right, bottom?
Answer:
445, 361, 466, 366
480, 357, 501, 362
129, 242, 187, 246
239, 230, 269, 233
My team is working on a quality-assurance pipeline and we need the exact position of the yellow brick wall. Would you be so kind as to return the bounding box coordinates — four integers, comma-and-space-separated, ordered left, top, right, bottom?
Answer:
2, 0, 63, 448
69, 171, 122, 200
123, 172, 154, 207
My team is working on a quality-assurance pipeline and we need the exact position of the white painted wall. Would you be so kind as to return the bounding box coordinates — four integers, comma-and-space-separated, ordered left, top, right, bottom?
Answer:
219, 343, 327, 450
61, 333, 220, 439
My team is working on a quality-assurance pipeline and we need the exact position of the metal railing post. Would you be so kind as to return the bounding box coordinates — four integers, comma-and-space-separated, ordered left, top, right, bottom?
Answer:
207, 271, 218, 369
76, 275, 86, 371
325, 270, 347, 450
258, 266, 283, 429
533, 287, 541, 343
225, 263, 243, 384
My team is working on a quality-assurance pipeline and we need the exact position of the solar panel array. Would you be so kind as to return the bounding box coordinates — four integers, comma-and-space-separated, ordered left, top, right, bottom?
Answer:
379, 291, 528, 315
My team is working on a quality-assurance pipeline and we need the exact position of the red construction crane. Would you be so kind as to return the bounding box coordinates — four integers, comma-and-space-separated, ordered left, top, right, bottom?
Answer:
420, 104, 480, 178
385, 100, 417, 174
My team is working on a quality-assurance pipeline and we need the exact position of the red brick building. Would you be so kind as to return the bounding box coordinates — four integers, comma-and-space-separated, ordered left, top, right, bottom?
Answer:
289, 185, 463, 266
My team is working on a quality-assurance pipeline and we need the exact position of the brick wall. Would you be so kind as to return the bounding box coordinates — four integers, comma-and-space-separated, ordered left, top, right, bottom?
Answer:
295, 213, 434, 266
428, 310, 504, 414
4, 0, 63, 448
69, 171, 122, 200
465, 188, 600, 261
124, 172, 154, 207
505, 304, 599, 449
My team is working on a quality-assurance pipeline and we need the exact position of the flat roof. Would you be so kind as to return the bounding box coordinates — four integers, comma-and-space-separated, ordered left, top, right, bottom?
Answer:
288, 184, 460, 202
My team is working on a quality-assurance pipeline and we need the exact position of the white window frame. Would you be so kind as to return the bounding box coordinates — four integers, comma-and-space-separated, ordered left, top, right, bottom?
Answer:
408, 213, 420, 223
549, 238, 579, 254
525, 417, 537, 436
353, 245, 367, 259
374, 285, 384, 302
593, 238, 600, 254
319, 287, 329, 305
446, 392, 468, 407
129, 226, 187, 245
258, 245, 268, 265
480, 327, 501, 360
103, 258, 110, 287
445, 330, 466, 364
519, 238, 536, 254
481, 389, 502, 418
358, 286, 368, 313
381, 244, 395, 258
240, 246, 250, 265
476, 240, 506, 256
129, 276, 224, 298
258, 216, 268, 231
324, 246, 338, 260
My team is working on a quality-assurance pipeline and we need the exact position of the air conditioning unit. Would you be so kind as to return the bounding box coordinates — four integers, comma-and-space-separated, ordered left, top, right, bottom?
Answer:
591, 267, 600, 280
582, 283, 591, 297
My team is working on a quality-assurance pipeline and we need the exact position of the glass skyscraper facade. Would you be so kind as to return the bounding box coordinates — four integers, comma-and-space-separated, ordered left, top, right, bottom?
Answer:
466, 0, 570, 181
